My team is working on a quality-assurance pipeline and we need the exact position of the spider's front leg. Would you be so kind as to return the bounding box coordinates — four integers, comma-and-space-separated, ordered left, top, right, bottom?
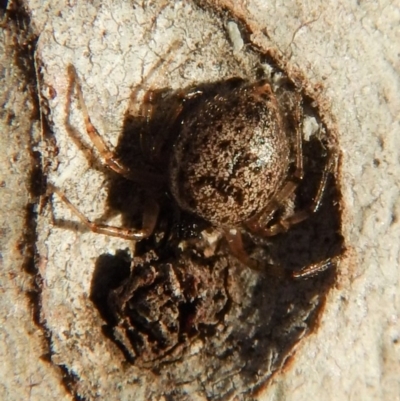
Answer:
66, 65, 164, 186
48, 66, 165, 241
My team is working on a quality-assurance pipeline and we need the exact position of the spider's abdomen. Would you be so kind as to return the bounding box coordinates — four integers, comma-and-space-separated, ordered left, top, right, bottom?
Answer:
169, 81, 290, 227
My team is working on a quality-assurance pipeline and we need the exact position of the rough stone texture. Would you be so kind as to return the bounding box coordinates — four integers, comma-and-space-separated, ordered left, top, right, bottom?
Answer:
25, 1, 340, 399
0, 0, 399, 400
0, 4, 71, 401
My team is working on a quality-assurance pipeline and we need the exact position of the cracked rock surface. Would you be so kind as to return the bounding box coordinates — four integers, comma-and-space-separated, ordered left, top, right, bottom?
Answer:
1, 1, 399, 400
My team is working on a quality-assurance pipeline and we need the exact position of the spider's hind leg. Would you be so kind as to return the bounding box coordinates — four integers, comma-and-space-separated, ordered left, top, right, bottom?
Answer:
50, 185, 159, 241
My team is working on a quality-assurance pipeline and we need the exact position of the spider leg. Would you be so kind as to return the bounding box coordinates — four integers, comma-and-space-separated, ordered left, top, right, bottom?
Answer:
139, 88, 185, 160
56, 43, 184, 241
67, 65, 164, 186
224, 229, 285, 277
139, 87, 203, 162
246, 91, 304, 236
256, 150, 333, 237
247, 83, 336, 238
225, 223, 334, 278
292, 258, 334, 278
224, 228, 257, 269
129, 40, 182, 106
50, 186, 159, 240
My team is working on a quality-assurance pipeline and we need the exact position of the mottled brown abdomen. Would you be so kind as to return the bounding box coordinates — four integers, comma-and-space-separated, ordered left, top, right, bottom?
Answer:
169, 81, 291, 226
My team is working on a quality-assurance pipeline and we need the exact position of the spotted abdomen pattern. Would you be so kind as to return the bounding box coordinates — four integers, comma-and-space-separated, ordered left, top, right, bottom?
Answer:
169, 81, 291, 227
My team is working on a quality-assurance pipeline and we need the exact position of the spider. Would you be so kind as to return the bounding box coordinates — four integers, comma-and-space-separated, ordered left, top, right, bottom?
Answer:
51, 64, 335, 277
